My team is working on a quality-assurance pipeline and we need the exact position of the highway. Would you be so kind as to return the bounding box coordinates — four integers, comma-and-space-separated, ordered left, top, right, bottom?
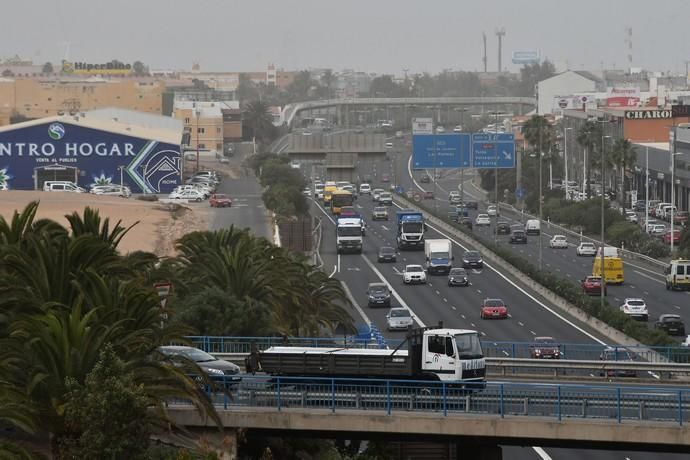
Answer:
311, 134, 688, 460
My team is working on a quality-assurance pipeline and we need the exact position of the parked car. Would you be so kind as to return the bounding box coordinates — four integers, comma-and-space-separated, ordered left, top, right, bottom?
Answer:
372, 206, 389, 220
367, 282, 391, 307
43, 181, 86, 193
599, 347, 636, 378
209, 193, 232, 208
91, 185, 131, 198
509, 229, 527, 244
461, 251, 483, 269
480, 298, 508, 319
453, 125, 463, 133
377, 246, 397, 263
169, 189, 205, 202
496, 221, 511, 234
625, 211, 638, 223
673, 211, 689, 225
576, 242, 597, 256
648, 224, 667, 237
654, 314, 686, 336
386, 308, 414, 331
549, 235, 568, 249
381, 174, 390, 183
158, 346, 241, 388
475, 214, 491, 226
447, 267, 469, 287
619, 298, 648, 321
581, 276, 606, 296
402, 264, 427, 284
530, 337, 561, 359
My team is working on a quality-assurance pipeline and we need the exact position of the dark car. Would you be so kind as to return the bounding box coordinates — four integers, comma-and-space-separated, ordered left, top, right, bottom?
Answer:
459, 217, 473, 230
158, 346, 241, 387
461, 250, 483, 269
510, 229, 527, 244
377, 246, 397, 263
599, 347, 637, 378
530, 337, 561, 359
464, 200, 479, 210
447, 267, 469, 287
655, 314, 686, 336
447, 206, 468, 222
420, 174, 431, 183
497, 221, 511, 235
424, 191, 435, 200
367, 282, 391, 307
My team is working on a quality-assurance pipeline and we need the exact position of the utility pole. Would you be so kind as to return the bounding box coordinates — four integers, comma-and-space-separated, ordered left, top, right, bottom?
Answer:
482, 32, 488, 73
495, 27, 506, 73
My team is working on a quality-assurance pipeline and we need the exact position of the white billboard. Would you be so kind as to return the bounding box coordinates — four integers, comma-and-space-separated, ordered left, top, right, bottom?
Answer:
512, 50, 540, 65
412, 117, 433, 135
552, 95, 596, 113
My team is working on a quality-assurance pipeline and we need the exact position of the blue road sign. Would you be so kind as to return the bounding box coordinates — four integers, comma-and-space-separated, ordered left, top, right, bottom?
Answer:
412, 134, 471, 169
515, 187, 525, 199
471, 133, 516, 169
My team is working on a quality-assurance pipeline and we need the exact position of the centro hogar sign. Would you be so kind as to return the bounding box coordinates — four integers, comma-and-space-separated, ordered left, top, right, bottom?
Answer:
62, 60, 132, 75
0, 121, 181, 193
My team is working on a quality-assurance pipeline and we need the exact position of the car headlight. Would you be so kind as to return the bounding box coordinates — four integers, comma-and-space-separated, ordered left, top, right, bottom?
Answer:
206, 368, 224, 375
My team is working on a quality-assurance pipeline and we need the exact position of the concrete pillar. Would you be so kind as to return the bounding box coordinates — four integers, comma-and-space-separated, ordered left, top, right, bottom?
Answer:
456, 444, 502, 460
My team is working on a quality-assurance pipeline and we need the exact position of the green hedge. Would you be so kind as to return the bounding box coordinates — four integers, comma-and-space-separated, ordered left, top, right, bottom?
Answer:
404, 195, 676, 347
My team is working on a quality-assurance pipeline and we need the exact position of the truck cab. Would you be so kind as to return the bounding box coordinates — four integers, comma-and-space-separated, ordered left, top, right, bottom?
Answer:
424, 239, 453, 275
396, 209, 426, 250
666, 259, 690, 291
336, 216, 364, 253
413, 327, 485, 383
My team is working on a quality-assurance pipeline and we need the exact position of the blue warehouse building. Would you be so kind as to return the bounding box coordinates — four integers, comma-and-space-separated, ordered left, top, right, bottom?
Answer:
0, 108, 183, 193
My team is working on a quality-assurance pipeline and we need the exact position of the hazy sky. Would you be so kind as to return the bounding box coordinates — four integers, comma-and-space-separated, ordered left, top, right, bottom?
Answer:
3, 0, 690, 75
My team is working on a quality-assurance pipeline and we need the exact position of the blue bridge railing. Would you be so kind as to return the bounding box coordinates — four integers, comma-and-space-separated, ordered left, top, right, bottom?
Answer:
178, 375, 690, 426
183, 336, 690, 363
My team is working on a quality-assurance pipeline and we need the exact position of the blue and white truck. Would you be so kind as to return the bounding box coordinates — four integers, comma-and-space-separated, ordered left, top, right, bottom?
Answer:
396, 209, 425, 250
336, 215, 364, 254
424, 239, 453, 275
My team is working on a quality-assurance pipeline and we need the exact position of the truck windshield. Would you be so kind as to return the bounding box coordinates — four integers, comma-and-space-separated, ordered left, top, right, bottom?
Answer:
455, 333, 483, 359
430, 252, 448, 259
402, 222, 423, 233
337, 227, 361, 236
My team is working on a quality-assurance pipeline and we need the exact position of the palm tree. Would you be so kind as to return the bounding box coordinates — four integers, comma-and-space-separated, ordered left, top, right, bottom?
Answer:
319, 69, 336, 99
609, 138, 636, 206
576, 120, 602, 198
243, 100, 275, 144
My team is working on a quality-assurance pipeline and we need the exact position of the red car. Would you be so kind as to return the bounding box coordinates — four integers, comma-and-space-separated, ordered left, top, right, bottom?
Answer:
581, 276, 606, 296
480, 298, 508, 319
530, 337, 561, 359
662, 230, 681, 245
424, 191, 435, 200
381, 174, 390, 183
209, 193, 232, 208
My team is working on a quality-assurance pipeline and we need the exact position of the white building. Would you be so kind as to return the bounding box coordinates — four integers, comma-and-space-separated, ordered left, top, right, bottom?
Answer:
537, 71, 601, 115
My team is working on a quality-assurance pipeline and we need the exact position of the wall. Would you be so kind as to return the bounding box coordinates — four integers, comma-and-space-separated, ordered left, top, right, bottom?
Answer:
537, 72, 597, 115
175, 107, 224, 153
624, 116, 690, 142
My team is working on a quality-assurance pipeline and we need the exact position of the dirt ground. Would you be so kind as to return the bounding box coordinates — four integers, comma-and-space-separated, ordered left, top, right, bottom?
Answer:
0, 191, 209, 257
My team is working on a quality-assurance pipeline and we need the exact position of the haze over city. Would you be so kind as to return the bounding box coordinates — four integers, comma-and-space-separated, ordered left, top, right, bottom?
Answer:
2, 0, 690, 74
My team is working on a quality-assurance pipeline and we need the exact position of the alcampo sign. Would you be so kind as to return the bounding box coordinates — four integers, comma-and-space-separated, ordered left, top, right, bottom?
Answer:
62, 60, 132, 75
624, 110, 672, 120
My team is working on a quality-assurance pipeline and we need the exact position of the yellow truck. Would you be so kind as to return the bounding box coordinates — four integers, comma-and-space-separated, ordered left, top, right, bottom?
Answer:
592, 257, 624, 285
323, 181, 337, 206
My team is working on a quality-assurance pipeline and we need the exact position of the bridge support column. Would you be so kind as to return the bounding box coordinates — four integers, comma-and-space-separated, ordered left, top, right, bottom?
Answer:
457, 444, 502, 460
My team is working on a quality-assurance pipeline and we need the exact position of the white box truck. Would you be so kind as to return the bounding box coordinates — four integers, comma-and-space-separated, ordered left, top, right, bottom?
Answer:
424, 239, 453, 275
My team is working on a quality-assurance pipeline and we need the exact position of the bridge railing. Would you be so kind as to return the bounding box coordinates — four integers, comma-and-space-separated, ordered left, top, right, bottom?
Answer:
184, 336, 690, 363
176, 375, 690, 426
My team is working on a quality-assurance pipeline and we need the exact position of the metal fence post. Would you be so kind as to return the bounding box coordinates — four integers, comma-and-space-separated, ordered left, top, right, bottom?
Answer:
443, 382, 447, 416
224, 377, 228, 410
277, 377, 282, 411
557, 385, 561, 421
386, 380, 391, 415
679, 390, 683, 426
617, 387, 621, 423
331, 378, 336, 413
500, 384, 504, 418
511, 343, 516, 358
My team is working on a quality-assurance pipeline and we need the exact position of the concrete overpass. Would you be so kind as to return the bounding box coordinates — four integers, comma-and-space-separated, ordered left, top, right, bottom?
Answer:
281, 96, 537, 128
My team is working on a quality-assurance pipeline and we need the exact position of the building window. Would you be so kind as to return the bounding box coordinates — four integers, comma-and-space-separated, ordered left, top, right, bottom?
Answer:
47, 97, 52, 101
198, 143, 206, 149
216, 127, 221, 134
197, 127, 205, 134
184, 117, 190, 124
216, 143, 222, 151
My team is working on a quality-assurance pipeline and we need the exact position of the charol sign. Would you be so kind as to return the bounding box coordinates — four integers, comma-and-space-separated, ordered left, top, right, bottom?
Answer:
624, 110, 672, 120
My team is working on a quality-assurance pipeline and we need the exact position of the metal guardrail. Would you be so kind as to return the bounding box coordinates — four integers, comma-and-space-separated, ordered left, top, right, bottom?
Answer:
185, 336, 690, 364
174, 375, 690, 426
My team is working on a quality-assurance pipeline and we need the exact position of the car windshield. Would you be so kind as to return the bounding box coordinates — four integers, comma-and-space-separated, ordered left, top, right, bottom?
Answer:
369, 285, 387, 294
535, 338, 555, 344
162, 348, 216, 363
449, 268, 466, 276
390, 309, 411, 318
587, 277, 601, 283
604, 350, 633, 361
484, 299, 504, 307
464, 251, 479, 259
337, 227, 362, 236
663, 316, 682, 323
380, 193, 391, 199
406, 266, 423, 272
554, 236, 565, 240
214, 194, 228, 199
478, 214, 488, 219
430, 252, 448, 259
627, 300, 645, 306
402, 222, 423, 232
379, 247, 395, 255
374, 207, 387, 213
455, 333, 483, 359
581, 243, 594, 248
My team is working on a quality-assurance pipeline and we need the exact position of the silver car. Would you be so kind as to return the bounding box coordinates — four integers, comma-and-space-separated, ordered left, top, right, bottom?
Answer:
386, 308, 414, 331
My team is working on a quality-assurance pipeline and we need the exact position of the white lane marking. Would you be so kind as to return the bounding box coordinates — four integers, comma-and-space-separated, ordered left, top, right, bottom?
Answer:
329, 265, 337, 278
337, 254, 341, 273
339, 280, 373, 325
435, 290, 440, 295
381, 225, 390, 231
443, 298, 448, 302
518, 321, 524, 326
452, 306, 457, 310
360, 254, 426, 328
675, 305, 681, 310
461, 314, 466, 319
470, 323, 476, 327
648, 371, 661, 380
393, 204, 608, 345
502, 350, 510, 356
393, 267, 402, 274
529, 330, 537, 336
633, 270, 665, 285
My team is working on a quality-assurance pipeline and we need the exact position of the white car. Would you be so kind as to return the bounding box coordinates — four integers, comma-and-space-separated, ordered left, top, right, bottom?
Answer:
385, 142, 394, 149
625, 211, 638, 223
682, 336, 690, 347
92, 185, 131, 198
372, 188, 384, 201
620, 298, 648, 321
453, 125, 463, 133
302, 187, 311, 196
359, 183, 372, 195
169, 189, 205, 202
402, 264, 427, 284
436, 126, 445, 133
487, 205, 499, 217
648, 224, 666, 237
475, 214, 491, 226
549, 235, 568, 249
386, 308, 415, 331
576, 242, 597, 256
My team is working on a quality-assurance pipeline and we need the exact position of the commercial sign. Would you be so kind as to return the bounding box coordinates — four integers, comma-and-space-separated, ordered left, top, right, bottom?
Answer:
0, 121, 180, 193
624, 110, 671, 120
471, 133, 516, 169
552, 95, 594, 112
411, 134, 470, 169
412, 118, 433, 135
606, 87, 640, 107
62, 60, 133, 75
671, 105, 690, 118
512, 50, 540, 65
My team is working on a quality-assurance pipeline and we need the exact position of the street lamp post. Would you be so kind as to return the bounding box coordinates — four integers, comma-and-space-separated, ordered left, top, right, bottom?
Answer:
489, 110, 501, 245
564, 127, 573, 200
600, 134, 611, 309
645, 145, 649, 232
195, 107, 201, 173
455, 108, 469, 205
538, 124, 543, 270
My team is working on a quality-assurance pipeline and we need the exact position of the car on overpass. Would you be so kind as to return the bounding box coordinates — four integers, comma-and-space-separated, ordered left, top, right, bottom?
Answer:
576, 242, 597, 256
158, 346, 241, 388
530, 337, 561, 359
480, 298, 508, 320
599, 347, 636, 378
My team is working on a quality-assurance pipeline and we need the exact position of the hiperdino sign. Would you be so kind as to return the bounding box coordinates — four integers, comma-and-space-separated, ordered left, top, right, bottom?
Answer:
62, 60, 132, 75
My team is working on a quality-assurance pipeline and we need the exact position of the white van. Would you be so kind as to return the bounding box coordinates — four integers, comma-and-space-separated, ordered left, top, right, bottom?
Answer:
525, 219, 541, 235
43, 181, 85, 193
666, 260, 690, 291
654, 202, 671, 218
596, 246, 620, 258
661, 205, 677, 221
